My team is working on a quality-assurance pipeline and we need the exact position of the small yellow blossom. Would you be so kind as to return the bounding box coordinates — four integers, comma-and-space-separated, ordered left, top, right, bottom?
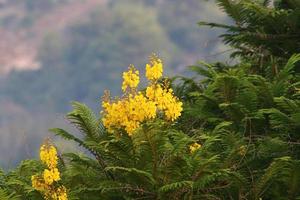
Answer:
145, 55, 163, 81
122, 65, 140, 92
31, 175, 48, 191
51, 186, 68, 200
32, 142, 68, 200
238, 145, 247, 156
102, 92, 156, 135
40, 144, 58, 169
57, 186, 68, 200
189, 142, 201, 153
146, 85, 183, 121
43, 168, 60, 185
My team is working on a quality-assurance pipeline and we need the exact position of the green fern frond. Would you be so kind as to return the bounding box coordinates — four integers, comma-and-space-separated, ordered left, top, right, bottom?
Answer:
286, 161, 300, 199
50, 128, 103, 159
50, 128, 85, 146
67, 101, 103, 141
252, 156, 292, 198
189, 61, 217, 80
105, 166, 155, 185
274, 96, 300, 113
158, 180, 193, 193
216, 0, 244, 23
276, 54, 300, 81
0, 189, 20, 200
259, 108, 292, 130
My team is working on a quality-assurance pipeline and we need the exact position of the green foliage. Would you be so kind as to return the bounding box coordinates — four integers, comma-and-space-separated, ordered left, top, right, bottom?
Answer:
200, 0, 300, 74
45, 99, 298, 199
0, 160, 44, 199
2, 0, 300, 199
0, 189, 20, 200
51, 106, 246, 199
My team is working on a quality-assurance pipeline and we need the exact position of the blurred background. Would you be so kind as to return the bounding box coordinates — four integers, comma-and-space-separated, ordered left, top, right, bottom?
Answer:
0, 0, 229, 169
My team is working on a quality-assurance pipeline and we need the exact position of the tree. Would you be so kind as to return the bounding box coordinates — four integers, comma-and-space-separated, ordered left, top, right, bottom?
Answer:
199, 0, 300, 75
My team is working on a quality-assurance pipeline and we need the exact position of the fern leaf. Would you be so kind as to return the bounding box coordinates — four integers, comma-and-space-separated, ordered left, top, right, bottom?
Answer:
0, 189, 20, 200
158, 181, 193, 193
67, 101, 102, 141
276, 54, 300, 81
105, 166, 155, 184
253, 156, 292, 198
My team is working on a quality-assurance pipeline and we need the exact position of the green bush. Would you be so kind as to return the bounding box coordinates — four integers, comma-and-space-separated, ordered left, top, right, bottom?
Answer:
1, 0, 300, 199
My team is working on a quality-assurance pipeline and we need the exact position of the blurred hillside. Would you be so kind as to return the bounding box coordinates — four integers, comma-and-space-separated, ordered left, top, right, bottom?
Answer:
0, 0, 229, 169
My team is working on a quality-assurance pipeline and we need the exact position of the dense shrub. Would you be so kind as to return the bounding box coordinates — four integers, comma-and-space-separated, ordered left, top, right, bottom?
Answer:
1, 0, 300, 199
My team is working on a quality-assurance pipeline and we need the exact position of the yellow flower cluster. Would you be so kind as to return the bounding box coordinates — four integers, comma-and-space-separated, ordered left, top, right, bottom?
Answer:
122, 65, 140, 92
43, 168, 60, 185
32, 143, 68, 200
145, 56, 163, 81
102, 93, 157, 135
40, 144, 58, 169
238, 145, 247, 156
47, 186, 68, 200
32, 175, 49, 191
189, 142, 201, 153
146, 84, 183, 121
102, 55, 183, 135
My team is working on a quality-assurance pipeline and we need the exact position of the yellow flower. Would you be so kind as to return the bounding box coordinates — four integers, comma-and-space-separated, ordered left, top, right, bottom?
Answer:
146, 85, 183, 121
122, 65, 140, 92
102, 92, 156, 135
46, 186, 68, 200
102, 55, 183, 135
238, 145, 247, 156
145, 55, 163, 81
31, 175, 48, 191
32, 143, 68, 200
40, 144, 58, 169
43, 168, 60, 185
56, 186, 68, 200
189, 142, 201, 153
